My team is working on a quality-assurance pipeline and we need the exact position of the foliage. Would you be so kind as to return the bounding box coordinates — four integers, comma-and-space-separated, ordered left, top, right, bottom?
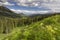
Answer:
1, 6, 60, 40
2, 15, 60, 40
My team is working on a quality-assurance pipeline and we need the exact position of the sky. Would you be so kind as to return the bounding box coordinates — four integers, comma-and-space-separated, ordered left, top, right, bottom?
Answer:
0, 0, 60, 14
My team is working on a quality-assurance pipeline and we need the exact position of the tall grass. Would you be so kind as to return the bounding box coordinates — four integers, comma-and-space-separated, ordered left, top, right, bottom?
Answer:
2, 15, 60, 40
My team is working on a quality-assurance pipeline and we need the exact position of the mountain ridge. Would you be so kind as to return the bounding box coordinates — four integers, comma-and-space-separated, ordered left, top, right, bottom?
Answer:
0, 6, 21, 18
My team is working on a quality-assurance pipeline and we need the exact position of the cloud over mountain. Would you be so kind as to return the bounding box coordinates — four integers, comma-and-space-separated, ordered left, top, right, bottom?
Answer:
0, 0, 60, 13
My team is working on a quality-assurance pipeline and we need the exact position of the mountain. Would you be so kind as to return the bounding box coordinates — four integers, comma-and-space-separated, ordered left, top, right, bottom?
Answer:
2, 14, 60, 40
0, 6, 21, 18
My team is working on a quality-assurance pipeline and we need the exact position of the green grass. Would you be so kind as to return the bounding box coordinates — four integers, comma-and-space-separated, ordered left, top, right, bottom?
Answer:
0, 34, 7, 40
1, 15, 60, 40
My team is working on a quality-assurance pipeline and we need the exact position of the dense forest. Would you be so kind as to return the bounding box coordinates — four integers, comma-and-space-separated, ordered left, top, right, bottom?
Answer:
0, 6, 60, 40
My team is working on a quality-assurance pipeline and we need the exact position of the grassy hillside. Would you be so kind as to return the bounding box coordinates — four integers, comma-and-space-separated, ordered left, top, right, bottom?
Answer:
0, 6, 60, 40
0, 6, 24, 34
2, 15, 60, 40
0, 6, 56, 35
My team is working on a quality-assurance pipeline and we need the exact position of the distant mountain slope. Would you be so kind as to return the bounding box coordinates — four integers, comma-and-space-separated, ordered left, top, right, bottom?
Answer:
0, 6, 21, 18
2, 14, 60, 40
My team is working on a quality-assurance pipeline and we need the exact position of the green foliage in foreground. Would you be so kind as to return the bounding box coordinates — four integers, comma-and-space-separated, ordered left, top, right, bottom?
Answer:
2, 15, 60, 40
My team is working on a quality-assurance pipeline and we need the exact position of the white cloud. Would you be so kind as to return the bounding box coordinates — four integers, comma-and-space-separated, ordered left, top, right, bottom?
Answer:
14, 0, 60, 11
0, 0, 7, 2
1, 0, 60, 13
3, 2, 15, 6
10, 9, 21, 13
0, 2, 3, 6
10, 9, 49, 14
41, 0, 60, 12
0, 0, 14, 6
9, 0, 60, 13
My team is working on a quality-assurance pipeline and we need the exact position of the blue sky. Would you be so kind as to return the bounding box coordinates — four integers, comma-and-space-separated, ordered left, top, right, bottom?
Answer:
0, 0, 60, 14
6, 5, 50, 11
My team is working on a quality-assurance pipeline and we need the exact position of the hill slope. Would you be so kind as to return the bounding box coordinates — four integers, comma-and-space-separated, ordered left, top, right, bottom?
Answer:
0, 6, 21, 18
2, 15, 60, 40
